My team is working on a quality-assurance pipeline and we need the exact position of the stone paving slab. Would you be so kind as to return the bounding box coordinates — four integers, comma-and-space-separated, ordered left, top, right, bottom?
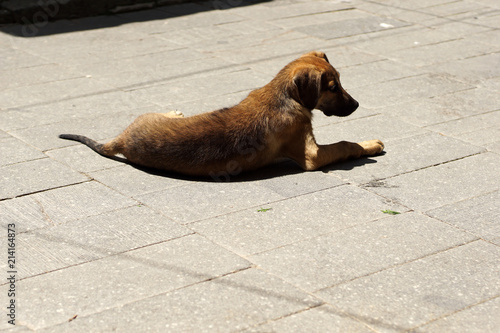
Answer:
380, 87, 500, 127
324, 132, 484, 185
10, 205, 191, 279
2, 234, 251, 330
0, 0, 499, 331
317, 240, 500, 332
41, 268, 321, 333
190, 185, 406, 256
136, 181, 287, 224
249, 212, 476, 292
366, 152, 500, 212
0, 158, 89, 199
0, 136, 45, 166
45, 144, 126, 173
417, 296, 500, 333
89, 164, 188, 197
427, 190, 500, 243
0, 93, 154, 132
0, 181, 136, 233
244, 304, 376, 333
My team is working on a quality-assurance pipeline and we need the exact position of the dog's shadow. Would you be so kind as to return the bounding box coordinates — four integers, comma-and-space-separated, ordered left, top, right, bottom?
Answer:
117, 153, 384, 183
321, 152, 385, 173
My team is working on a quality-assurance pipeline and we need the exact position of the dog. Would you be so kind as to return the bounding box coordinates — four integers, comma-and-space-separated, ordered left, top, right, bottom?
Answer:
59, 51, 384, 180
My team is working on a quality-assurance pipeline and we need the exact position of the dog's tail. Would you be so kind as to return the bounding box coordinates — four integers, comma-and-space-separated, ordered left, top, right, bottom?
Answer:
59, 134, 113, 157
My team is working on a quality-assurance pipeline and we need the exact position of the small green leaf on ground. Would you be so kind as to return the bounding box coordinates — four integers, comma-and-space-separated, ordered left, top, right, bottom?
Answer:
257, 208, 272, 212
382, 209, 401, 215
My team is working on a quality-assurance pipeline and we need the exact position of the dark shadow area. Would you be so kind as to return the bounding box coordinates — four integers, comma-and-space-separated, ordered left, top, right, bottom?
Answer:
125, 159, 305, 183
0, 0, 272, 37
321, 151, 386, 173
105, 154, 382, 183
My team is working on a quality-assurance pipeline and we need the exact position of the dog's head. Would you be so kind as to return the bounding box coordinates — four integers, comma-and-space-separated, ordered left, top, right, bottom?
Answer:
288, 51, 358, 117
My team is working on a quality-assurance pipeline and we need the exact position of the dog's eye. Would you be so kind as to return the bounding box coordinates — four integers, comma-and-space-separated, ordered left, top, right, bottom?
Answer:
330, 84, 339, 93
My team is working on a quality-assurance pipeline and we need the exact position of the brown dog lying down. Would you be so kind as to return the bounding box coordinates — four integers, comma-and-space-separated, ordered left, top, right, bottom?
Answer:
60, 51, 384, 179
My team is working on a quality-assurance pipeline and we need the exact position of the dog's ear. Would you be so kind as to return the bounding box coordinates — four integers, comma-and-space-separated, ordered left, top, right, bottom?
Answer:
291, 67, 323, 110
301, 51, 330, 64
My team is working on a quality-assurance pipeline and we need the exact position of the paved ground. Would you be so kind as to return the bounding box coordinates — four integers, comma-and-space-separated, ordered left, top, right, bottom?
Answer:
1, 0, 499, 331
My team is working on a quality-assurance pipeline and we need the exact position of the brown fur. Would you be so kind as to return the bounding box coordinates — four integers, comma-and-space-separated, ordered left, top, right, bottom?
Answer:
59, 51, 384, 179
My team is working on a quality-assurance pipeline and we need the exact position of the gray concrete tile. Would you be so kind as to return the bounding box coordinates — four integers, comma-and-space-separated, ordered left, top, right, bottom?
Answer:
87, 36, 180, 61
190, 185, 407, 256
156, 24, 242, 46
183, 28, 306, 54
418, 296, 500, 333
428, 20, 494, 38
358, 3, 439, 25
297, 16, 410, 40
210, 36, 327, 65
250, 212, 476, 292
68, 47, 208, 79
0, 63, 83, 90
16, 181, 137, 225
42, 268, 320, 332
464, 10, 500, 29
217, 19, 282, 35
325, 132, 483, 185
0, 158, 89, 200
272, 9, 371, 30
0, 180, 137, 232
350, 26, 455, 54
372, 0, 457, 10
427, 111, 500, 145
9, 109, 148, 151
0, 129, 9, 140
245, 304, 375, 333
92, 56, 238, 91
12, 205, 191, 279
0, 135, 45, 166
128, 69, 270, 107
339, 60, 423, 89
229, 1, 353, 21
0, 47, 51, 71
90, 165, 187, 197
321, 45, 385, 69
0, 92, 153, 131
46, 145, 125, 173
250, 167, 346, 198
427, 190, 500, 242
136, 181, 286, 224
381, 87, 500, 126
0, 77, 116, 109
8, 234, 251, 330
348, 74, 473, 109
484, 140, 500, 154
458, 126, 500, 147
317, 241, 500, 332
313, 114, 427, 145
420, 0, 491, 17
387, 38, 499, 67
427, 52, 500, 83
0, 196, 52, 233
366, 153, 500, 212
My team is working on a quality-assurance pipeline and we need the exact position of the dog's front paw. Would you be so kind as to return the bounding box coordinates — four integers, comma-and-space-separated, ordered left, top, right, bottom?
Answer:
359, 139, 384, 156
